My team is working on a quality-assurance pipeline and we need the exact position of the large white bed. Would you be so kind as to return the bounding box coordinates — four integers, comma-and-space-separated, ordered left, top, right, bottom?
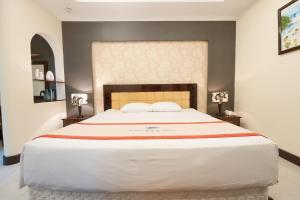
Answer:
21, 109, 278, 199
21, 84, 278, 200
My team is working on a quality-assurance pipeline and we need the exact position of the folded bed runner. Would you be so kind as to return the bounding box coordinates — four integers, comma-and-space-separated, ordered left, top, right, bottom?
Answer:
34, 133, 262, 140
77, 121, 225, 125
33, 121, 263, 141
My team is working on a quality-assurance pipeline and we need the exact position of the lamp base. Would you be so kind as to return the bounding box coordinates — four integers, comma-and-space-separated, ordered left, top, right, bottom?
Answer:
77, 106, 83, 118
217, 103, 224, 116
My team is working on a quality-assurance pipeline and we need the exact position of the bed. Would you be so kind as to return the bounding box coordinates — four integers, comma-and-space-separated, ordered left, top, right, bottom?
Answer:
21, 84, 278, 200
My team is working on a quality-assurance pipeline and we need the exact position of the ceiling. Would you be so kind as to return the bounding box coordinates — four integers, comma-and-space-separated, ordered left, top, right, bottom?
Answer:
35, 0, 257, 21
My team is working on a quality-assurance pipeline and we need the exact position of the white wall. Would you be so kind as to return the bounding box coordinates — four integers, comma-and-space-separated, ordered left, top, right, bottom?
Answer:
236, 0, 300, 156
0, 0, 66, 157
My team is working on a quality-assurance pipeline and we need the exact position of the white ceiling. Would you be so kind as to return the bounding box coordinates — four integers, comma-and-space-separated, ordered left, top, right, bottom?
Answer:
35, 0, 257, 21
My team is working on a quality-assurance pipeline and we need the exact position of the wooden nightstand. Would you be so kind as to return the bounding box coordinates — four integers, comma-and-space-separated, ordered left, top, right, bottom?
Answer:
217, 115, 241, 126
62, 115, 92, 127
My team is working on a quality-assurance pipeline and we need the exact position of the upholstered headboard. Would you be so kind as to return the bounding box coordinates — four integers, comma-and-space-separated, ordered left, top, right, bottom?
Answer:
103, 84, 197, 110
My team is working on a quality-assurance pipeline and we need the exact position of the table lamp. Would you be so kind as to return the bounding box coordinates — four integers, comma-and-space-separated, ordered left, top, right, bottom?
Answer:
71, 93, 88, 118
212, 91, 229, 116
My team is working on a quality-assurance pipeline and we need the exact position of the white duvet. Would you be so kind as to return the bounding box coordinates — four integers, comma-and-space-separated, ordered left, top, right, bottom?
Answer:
21, 109, 278, 192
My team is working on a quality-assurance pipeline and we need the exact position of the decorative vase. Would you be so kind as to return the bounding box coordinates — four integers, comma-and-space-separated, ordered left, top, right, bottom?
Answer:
39, 72, 44, 80
46, 71, 55, 81
43, 89, 51, 101
50, 89, 56, 101
35, 69, 40, 79
40, 90, 45, 97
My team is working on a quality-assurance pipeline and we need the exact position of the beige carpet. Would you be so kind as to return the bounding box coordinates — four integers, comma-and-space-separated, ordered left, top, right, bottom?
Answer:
0, 145, 29, 200
0, 163, 29, 200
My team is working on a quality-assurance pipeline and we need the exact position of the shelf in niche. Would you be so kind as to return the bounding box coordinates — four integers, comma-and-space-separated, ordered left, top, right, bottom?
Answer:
31, 54, 41, 57
34, 96, 66, 103
34, 100, 66, 103
33, 79, 65, 84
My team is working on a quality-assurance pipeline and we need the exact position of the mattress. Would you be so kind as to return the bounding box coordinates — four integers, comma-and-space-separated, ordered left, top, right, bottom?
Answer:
21, 109, 278, 192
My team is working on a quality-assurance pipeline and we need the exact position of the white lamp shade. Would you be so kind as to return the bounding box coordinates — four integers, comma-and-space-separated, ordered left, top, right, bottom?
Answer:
71, 93, 88, 106
212, 92, 229, 103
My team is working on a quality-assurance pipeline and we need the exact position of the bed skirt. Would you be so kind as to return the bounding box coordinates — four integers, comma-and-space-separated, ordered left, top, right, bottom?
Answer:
29, 187, 269, 200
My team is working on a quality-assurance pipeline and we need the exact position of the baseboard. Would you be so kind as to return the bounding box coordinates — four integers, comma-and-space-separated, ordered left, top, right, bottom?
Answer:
279, 148, 300, 167
3, 154, 20, 165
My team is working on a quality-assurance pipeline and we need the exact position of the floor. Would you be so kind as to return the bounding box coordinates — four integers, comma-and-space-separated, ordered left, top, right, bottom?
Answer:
0, 148, 299, 200
269, 158, 300, 200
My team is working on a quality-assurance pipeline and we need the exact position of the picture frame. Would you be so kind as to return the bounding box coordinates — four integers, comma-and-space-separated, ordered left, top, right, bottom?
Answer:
278, 0, 300, 55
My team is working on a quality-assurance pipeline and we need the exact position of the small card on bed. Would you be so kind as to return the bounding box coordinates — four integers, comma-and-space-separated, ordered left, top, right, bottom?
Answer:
129, 126, 175, 134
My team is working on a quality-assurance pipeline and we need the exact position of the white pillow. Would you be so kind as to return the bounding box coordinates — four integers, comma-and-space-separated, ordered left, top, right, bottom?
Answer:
151, 102, 182, 112
120, 103, 152, 113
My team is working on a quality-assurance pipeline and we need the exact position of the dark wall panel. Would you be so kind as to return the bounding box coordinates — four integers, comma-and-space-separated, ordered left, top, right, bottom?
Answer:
62, 21, 236, 116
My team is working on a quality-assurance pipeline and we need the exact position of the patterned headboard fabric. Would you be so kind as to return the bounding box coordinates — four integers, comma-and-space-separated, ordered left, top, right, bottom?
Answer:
103, 84, 197, 110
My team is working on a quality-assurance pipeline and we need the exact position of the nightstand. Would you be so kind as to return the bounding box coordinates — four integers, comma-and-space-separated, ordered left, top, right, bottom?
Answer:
62, 115, 92, 127
217, 115, 241, 126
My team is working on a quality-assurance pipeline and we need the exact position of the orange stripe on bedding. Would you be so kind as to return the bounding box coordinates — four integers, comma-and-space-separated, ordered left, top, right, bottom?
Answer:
33, 133, 263, 141
77, 121, 225, 126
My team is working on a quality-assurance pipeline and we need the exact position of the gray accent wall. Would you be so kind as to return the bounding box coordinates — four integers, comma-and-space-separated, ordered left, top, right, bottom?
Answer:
62, 21, 236, 116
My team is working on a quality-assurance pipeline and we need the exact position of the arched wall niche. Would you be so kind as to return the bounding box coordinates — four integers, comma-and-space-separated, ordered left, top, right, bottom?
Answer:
32, 32, 64, 81
30, 33, 65, 103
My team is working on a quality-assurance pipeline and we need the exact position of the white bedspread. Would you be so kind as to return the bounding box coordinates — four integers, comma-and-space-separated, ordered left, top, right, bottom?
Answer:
21, 109, 278, 192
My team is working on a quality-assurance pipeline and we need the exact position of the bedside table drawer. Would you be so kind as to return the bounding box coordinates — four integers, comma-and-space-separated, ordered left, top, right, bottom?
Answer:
62, 116, 93, 127
217, 115, 241, 126
226, 120, 240, 126
63, 119, 81, 127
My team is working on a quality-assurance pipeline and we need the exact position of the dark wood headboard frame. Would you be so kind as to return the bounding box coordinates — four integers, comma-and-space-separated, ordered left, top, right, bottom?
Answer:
103, 84, 197, 110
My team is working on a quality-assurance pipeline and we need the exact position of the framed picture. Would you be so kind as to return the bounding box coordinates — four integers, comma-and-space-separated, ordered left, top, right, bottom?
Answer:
278, 0, 300, 55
